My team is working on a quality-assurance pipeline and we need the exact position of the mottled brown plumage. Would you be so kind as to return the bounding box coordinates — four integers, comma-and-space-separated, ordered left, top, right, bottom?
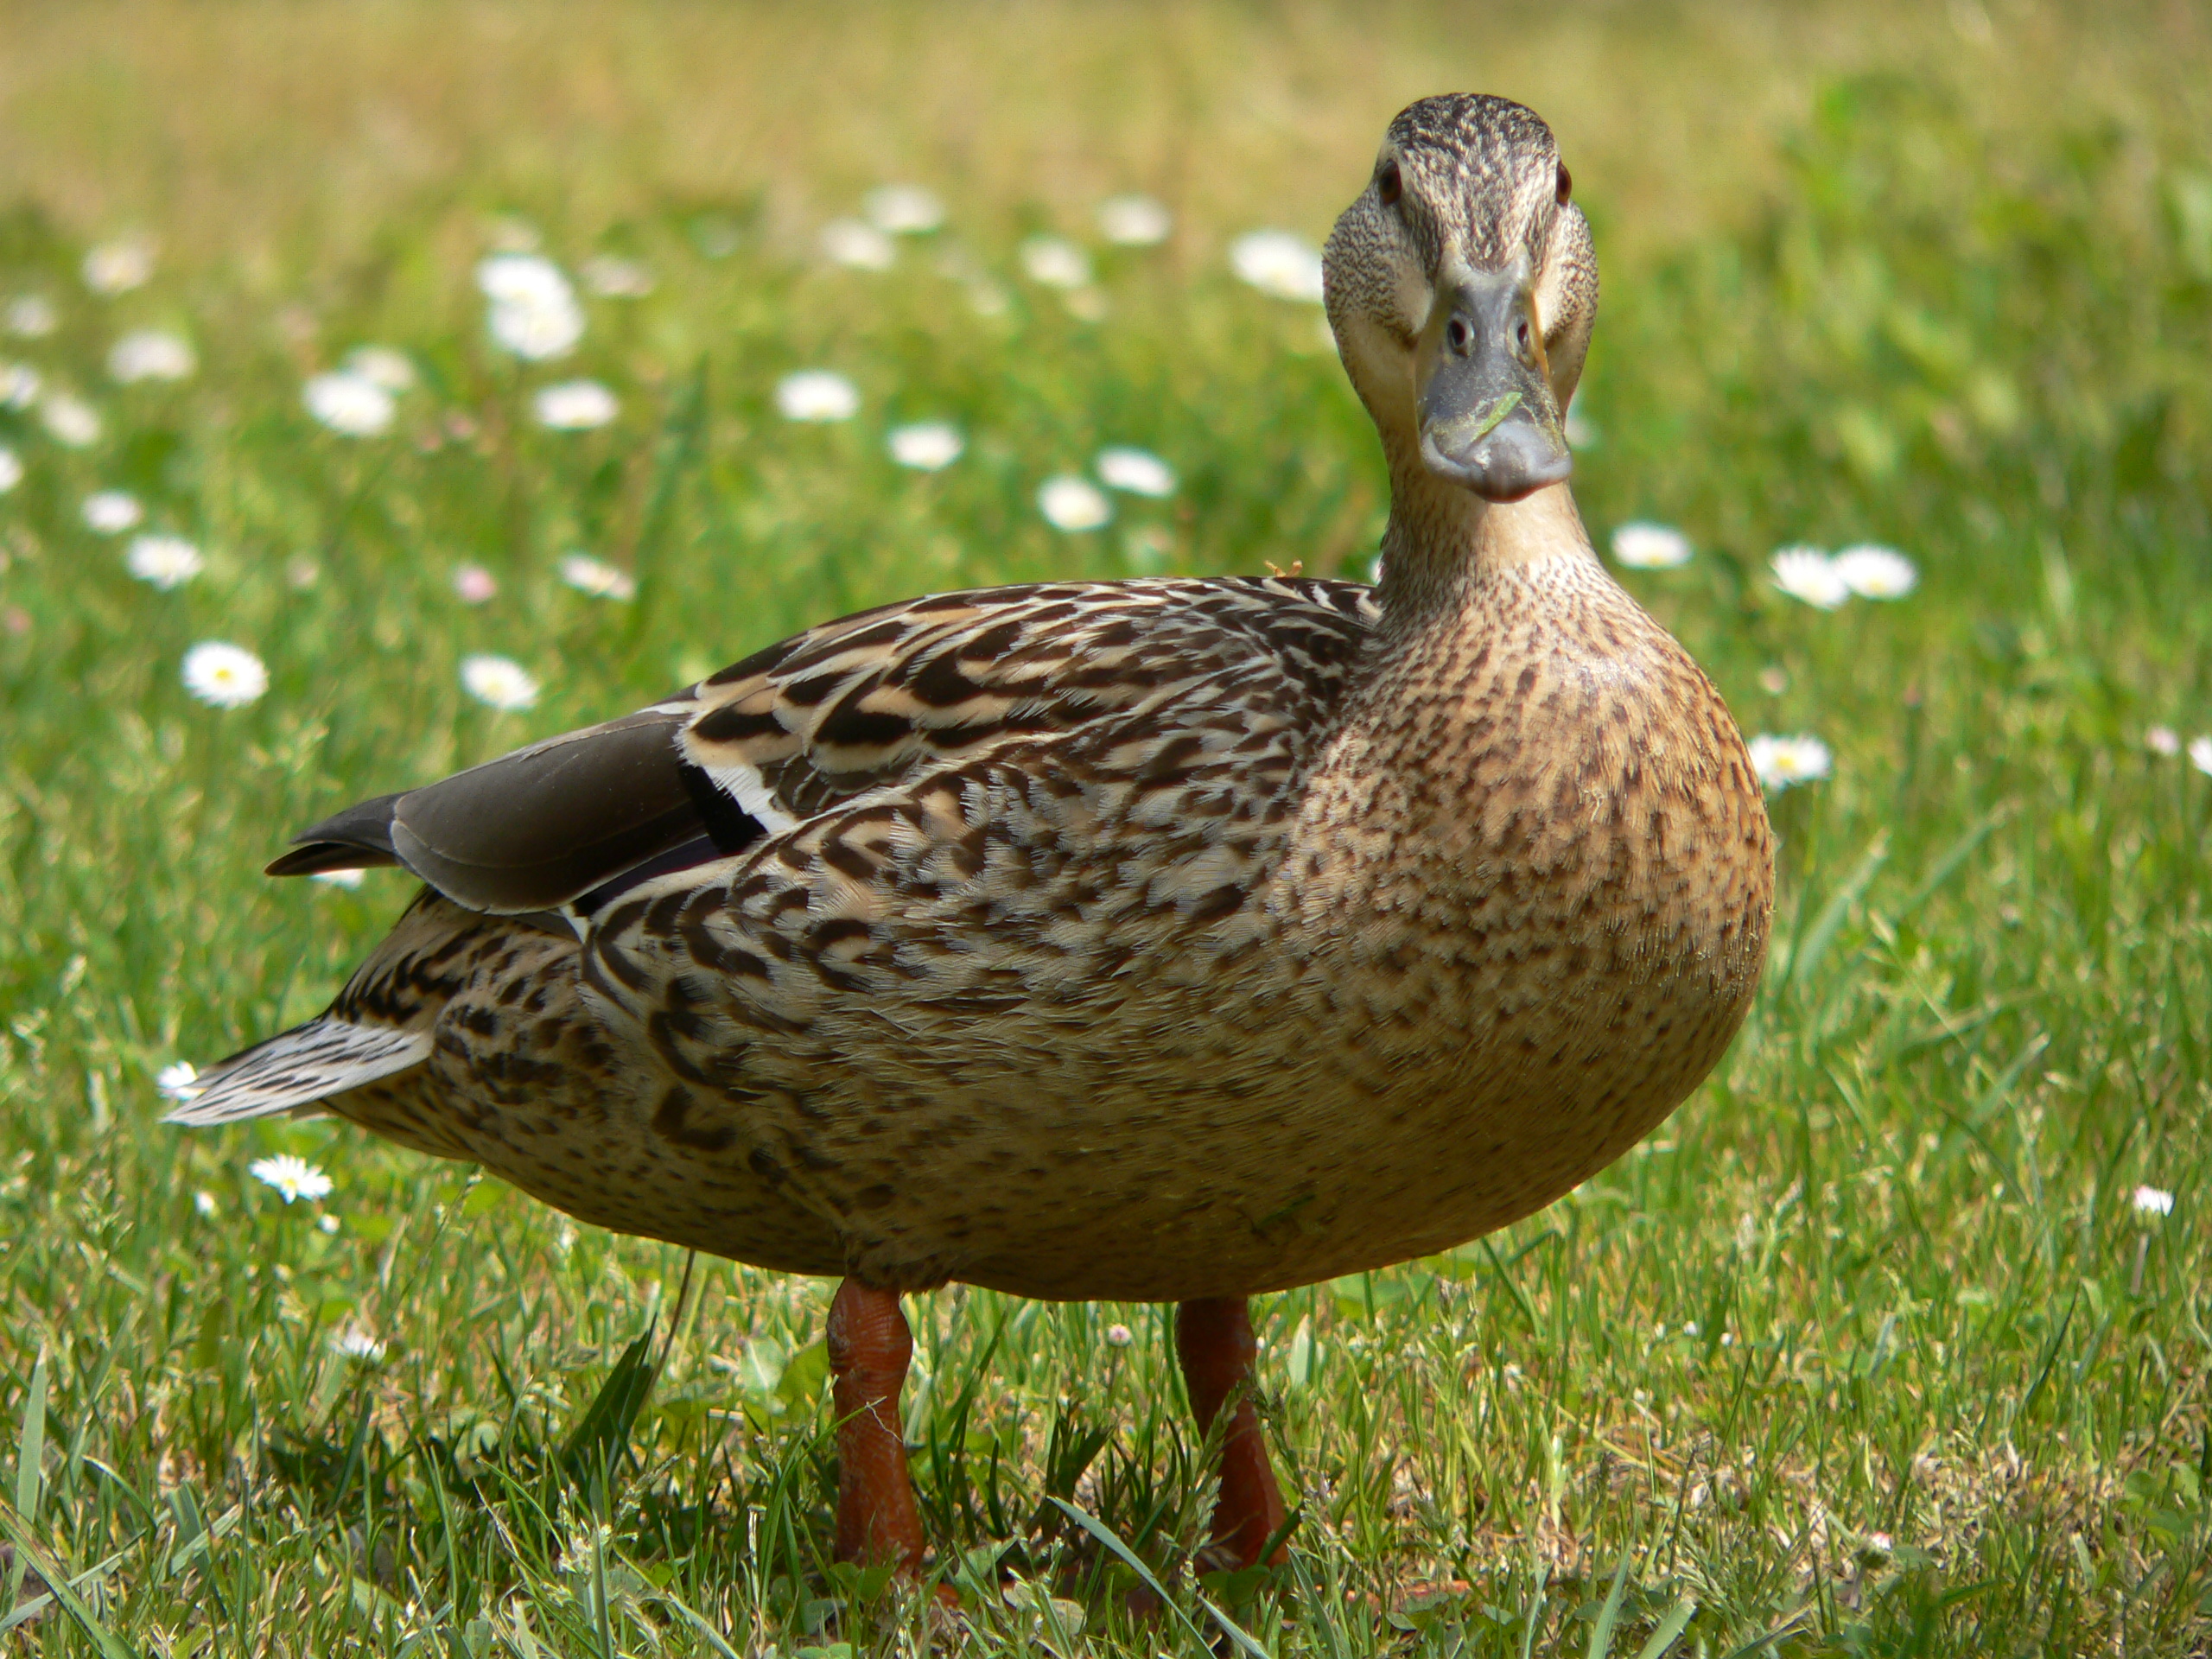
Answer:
175, 92, 1771, 1567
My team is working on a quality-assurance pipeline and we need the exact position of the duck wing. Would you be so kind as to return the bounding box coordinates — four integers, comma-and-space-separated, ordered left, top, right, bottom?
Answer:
269, 577, 1378, 918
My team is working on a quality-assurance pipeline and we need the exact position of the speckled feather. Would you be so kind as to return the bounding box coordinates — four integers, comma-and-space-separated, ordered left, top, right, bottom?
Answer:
175, 92, 1774, 1307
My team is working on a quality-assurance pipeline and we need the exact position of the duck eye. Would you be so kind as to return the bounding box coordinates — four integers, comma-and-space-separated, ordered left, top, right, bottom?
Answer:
1555, 162, 1573, 205
1377, 160, 1402, 206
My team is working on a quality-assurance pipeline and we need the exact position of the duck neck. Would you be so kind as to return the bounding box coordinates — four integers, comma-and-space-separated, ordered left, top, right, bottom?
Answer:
1374, 470, 1598, 632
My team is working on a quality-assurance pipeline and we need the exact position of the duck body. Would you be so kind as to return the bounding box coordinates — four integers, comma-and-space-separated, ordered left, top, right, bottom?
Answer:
175, 92, 1775, 1575
225, 483, 1768, 1304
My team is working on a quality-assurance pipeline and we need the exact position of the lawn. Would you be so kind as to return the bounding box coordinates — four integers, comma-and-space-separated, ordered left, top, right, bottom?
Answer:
2, 2, 2209, 1653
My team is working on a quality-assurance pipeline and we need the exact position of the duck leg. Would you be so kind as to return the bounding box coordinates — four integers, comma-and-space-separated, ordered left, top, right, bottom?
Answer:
1175, 1298, 1288, 1568
825, 1280, 926, 1571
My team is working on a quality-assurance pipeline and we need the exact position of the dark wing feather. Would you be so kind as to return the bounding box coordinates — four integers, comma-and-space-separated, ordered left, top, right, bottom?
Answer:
266, 578, 1378, 918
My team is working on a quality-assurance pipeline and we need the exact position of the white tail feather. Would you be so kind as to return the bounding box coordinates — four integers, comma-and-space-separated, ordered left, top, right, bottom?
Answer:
165, 1020, 432, 1126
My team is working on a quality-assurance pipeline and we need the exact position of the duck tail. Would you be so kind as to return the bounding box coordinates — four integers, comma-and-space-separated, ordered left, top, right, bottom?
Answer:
164, 1018, 432, 1127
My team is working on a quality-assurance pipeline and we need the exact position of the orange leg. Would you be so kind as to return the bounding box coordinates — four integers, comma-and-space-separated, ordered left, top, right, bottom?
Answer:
825, 1280, 926, 1572
1175, 1298, 1288, 1568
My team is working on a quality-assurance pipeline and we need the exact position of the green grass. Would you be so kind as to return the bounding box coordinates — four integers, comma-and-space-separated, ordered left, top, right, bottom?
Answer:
3, 3, 2211, 1653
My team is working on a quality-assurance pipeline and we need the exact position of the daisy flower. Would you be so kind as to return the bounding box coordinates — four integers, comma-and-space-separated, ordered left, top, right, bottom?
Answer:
1020, 237, 1093, 290
1610, 522, 1693, 569
1096, 446, 1176, 498
1770, 546, 1850, 609
863, 184, 945, 236
534, 379, 620, 429
156, 1061, 203, 1102
4, 296, 58, 338
558, 552, 636, 601
344, 346, 416, 391
453, 563, 498, 604
250, 1153, 334, 1204
41, 394, 102, 448
1230, 230, 1325, 302
0, 448, 19, 493
1833, 544, 1918, 599
1104, 1322, 1134, 1347
126, 534, 204, 589
821, 219, 896, 271
181, 641, 269, 709
1096, 194, 1172, 246
2132, 1185, 2173, 1218
83, 490, 144, 533
2190, 737, 2212, 778
581, 255, 654, 297
480, 255, 584, 360
1746, 733, 1833, 791
461, 653, 539, 711
304, 371, 397, 437
333, 1327, 387, 1363
108, 330, 195, 383
0, 363, 39, 407
82, 238, 155, 296
887, 422, 963, 471
775, 370, 860, 423
1039, 476, 1112, 532
2145, 727, 2181, 756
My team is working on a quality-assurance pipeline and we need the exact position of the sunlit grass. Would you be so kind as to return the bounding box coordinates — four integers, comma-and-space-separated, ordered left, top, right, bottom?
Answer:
3, 3, 2211, 1653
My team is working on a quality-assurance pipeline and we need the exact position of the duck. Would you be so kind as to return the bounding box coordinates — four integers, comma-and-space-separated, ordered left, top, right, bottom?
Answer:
172, 92, 1773, 1580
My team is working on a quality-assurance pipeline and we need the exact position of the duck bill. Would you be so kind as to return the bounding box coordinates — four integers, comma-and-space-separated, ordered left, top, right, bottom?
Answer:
1415, 268, 1571, 502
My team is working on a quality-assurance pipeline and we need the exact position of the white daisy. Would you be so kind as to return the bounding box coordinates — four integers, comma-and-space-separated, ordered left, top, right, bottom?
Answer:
316, 1213, 340, 1234
2145, 727, 2181, 757
581, 255, 654, 298
1096, 194, 1172, 246
312, 868, 365, 889
0, 363, 40, 408
1770, 546, 1850, 609
821, 219, 896, 272
4, 296, 58, 338
83, 490, 144, 533
558, 552, 636, 601
181, 641, 269, 709
1833, 543, 1918, 600
108, 330, 196, 383
534, 379, 620, 430
344, 346, 416, 391
1230, 230, 1325, 302
2132, 1185, 2173, 1217
1610, 522, 1693, 569
1104, 1323, 1134, 1348
1746, 733, 1834, 791
2191, 736, 2212, 778
488, 292, 585, 360
1020, 237, 1092, 290
887, 422, 963, 471
453, 563, 498, 604
83, 238, 155, 296
304, 371, 397, 437
775, 370, 860, 423
156, 1060, 203, 1102
333, 1327, 387, 1363
461, 653, 539, 711
41, 394, 102, 448
126, 534, 204, 589
863, 184, 944, 236
249, 1153, 334, 1204
0, 448, 19, 493
476, 252, 572, 308
194, 1190, 218, 1217
1039, 475, 1112, 532
1095, 446, 1176, 498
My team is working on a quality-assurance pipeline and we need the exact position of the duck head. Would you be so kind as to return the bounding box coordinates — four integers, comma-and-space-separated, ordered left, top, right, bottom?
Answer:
1325, 94, 1596, 504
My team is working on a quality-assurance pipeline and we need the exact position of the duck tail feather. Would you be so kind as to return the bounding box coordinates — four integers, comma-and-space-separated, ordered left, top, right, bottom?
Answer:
165, 1019, 432, 1126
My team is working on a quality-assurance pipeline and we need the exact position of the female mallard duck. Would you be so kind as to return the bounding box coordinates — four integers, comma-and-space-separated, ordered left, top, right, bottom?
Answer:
175, 93, 1772, 1575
